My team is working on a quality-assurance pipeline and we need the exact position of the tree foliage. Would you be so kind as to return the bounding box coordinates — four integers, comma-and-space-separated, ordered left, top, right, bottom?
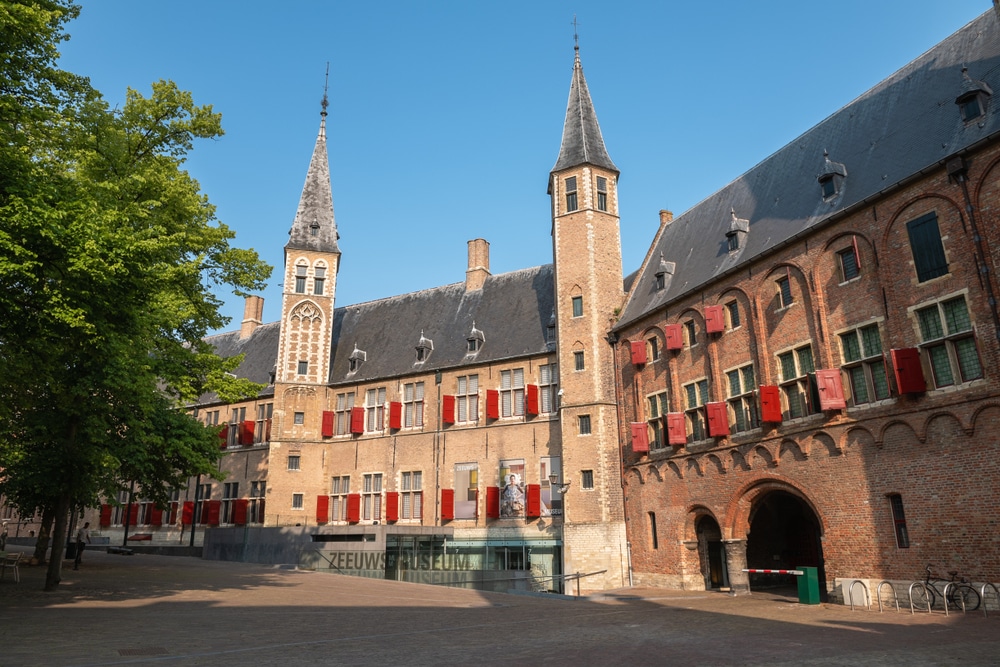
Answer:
0, 1, 271, 589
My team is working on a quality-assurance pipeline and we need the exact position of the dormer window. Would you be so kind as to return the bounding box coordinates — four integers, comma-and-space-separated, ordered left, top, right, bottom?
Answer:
956, 67, 992, 123
348, 345, 367, 374
819, 175, 836, 198
726, 233, 739, 252
565, 176, 578, 212
654, 253, 675, 291
309, 220, 320, 237
818, 150, 847, 200
546, 311, 556, 348
467, 323, 485, 354
596, 176, 608, 211
415, 332, 433, 363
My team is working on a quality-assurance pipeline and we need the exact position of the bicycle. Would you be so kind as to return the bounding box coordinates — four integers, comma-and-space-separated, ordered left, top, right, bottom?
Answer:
914, 564, 981, 611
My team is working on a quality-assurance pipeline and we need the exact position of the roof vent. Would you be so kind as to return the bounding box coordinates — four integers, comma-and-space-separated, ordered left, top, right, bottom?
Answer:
726, 208, 749, 252
348, 345, 366, 374
956, 66, 992, 123
818, 150, 847, 200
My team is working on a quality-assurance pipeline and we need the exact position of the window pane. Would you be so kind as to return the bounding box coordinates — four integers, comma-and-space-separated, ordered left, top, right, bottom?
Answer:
797, 347, 814, 374
849, 366, 869, 403
697, 380, 709, 405
906, 213, 948, 282
954, 337, 982, 381
943, 298, 971, 334
917, 307, 944, 340
727, 370, 740, 397
860, 325, 882, 357
871, 362, 890, 400
779, 352, 796, 381
841, 332, 861, 362
840, 248, 859, 280
685, 384, 697, 409
741, 365, 755, 391
927, 344, 954, 386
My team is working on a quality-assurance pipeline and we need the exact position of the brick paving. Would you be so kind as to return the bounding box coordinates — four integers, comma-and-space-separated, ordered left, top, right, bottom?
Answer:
0, 546, 998, 666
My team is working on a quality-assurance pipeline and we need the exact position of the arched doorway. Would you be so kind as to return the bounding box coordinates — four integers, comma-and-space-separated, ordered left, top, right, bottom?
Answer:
695, 515, 728, 590
745, 490, 825, 597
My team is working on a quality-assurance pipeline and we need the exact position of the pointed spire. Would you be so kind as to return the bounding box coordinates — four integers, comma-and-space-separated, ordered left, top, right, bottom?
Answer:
286, 73, 339, 254
551, 44, 617, 175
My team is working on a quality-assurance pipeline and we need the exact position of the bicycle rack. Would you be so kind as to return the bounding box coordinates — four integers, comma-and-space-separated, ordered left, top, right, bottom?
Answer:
847, 580, 870, 611
908, 582, 932, 615
981, 582, 1000, 618
875, 581, 899, 613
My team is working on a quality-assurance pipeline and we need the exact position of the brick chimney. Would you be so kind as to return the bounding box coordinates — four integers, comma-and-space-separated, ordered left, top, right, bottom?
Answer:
466, 239, 491, 291
240, 295, 264, 339
659, 210, 674, 227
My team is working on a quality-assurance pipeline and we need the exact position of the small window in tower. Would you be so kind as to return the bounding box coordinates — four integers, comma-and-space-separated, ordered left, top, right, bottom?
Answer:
572, 296, 583, 318
565, 176, 578, 212
309, 221, 320, 237
578, 414, 591, 435
314, 266, 326, 295
574, 350, 585, 371
297, 360, 308, 375
295, 265, 307, 294
293, 412, 304, 425
581, 469, 594, 489
777, 276, 793, 308
596, 176, 608, 211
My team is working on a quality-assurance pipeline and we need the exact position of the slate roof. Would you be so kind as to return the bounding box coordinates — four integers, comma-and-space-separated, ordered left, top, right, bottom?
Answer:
286, 113, 340, 254
199, 321, 281, 404
615, 9, 1000, 331
551, 47, 618, 177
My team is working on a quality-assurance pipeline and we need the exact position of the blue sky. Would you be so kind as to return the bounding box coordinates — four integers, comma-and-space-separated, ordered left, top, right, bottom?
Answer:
58, 1, 989, 332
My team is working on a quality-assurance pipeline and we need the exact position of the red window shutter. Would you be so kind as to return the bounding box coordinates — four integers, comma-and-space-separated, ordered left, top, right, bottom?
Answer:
389, 401, 402, 429
218, 424, 229, 449
759, 385, 783, 423
630, 340, 648, 366
385, 491, 399, 522
168, 501, 178, 525
665, 324, 684, 350
346, 493, 361, 523
316, 495, 330, 524
149, 505, 163, 526
815, 369, 847, 410
127, 504, 139, 526
525, 484, 541, 518
99, 504, 113, 528
181, 501, 194, 525
705, 305, 725, 334
630, 422, 650, 453
265, 418, 272, 442
350, 406, 365, 434
526, 384, 540, 415
666, 413, 687, 445
486, 389, 500, 420
441, 489, 455, 521
706, 402, 730, 437
206, 499, 221, 526
442, 394, 456, 424
486, 486, 500, 518
891, 348, 927, 394
240, 419, 255, 445
322, 410, 335, 437
233, 498, 248, 526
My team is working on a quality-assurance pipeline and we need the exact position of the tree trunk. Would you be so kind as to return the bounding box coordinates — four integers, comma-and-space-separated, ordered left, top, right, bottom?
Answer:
44, 492, 70, 591
32, 506, 54, 565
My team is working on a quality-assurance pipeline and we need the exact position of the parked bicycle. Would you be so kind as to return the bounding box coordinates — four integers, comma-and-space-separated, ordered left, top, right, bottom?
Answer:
914, 564, 981, 611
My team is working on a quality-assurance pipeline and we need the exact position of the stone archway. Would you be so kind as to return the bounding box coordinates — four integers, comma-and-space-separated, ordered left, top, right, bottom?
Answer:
745, 490, 825, 597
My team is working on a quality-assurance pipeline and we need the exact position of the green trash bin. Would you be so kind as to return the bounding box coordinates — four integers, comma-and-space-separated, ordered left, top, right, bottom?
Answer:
796, 566, 820, 604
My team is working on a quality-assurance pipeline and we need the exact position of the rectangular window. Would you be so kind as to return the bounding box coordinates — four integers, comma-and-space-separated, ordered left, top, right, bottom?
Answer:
581, 469, 594, 490
313, 266, 325, 295
574, 350, 585, 371
839, 246, 860, 281
684, 379, 709, 441
403, 382, 424, 427
297, 360, 308, 375
889, 494, 909, 548
454, 463, 478, 519
500, 369, 524, 417
292, 493, 303, 510
295, 265, 307, 293
907, 212, 948, 283
684, 320, 697, 347
287, 455, 300, 471
840, 324, 890, 405
565, 176, 578, 212
293, 411, 304, 425
646, 391, 669, 449
365, 387, 386, 432
916, 296, 982, 387
596, 176, 608, 211
572, 296, 583, 318
335, 392, 355, 435
362, 473, 382, 521
727, 301, 741, 329
249, 481, 265, 524
648, 336, 660, 361
777, 276, 793, 308
778, 344, 815, 418
400, 471, 423, 520
330, 476, 350, 522
457, 375, 479, 423
539, 363, 558, 413
222, 482, 239, 524
726, 364, 758, 433
254, 402, 273, 444
578, 414, 592, 435
228, 406, 245, 447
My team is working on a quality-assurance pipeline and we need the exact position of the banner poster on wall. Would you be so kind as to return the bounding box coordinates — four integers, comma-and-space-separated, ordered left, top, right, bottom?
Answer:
499, 458, 525, 518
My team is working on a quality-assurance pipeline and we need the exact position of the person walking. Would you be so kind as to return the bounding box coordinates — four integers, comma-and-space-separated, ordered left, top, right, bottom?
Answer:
74, 522, 91, 570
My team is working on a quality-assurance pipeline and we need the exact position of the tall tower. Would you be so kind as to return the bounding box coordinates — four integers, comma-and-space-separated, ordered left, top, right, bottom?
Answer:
549, 44, 628, 589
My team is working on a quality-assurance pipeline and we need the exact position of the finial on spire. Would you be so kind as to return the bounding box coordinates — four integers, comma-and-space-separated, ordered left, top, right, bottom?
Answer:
321, 62, 330, 117
572, 15, 580, 52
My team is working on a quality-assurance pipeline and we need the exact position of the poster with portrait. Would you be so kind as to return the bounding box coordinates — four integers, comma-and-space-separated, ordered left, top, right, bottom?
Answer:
499, 459, 525, 518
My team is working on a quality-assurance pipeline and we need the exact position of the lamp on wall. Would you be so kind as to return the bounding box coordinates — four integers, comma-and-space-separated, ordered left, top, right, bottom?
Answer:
548, 473, 571, 495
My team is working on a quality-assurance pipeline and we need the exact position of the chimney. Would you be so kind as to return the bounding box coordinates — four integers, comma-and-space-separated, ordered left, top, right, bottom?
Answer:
466, 239, 491, 291
659, 210, 674, 227
240, 295, 264, 339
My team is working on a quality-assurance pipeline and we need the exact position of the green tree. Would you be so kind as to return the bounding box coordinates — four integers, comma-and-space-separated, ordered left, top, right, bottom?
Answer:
0, 1, 271, 589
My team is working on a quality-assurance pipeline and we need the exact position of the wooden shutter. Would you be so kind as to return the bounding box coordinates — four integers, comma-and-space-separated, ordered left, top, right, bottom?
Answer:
240, 420, 255, 445
486, 486, 500, 518
218, 424, 229, 449
322, 410, 335, 437
442, 395, 456, 424
486, 389, 500, 420
706, 402, 730, 437
233, 499, 249, 526
891, 348, 927, 394
350, 406, 365, 434
99, 504, 113, 528
526, 384, 540, 416
149, 505, 163, 526
346, 493, 361, 523
385, 491, 399, 522
705, 305, 725, 334
666, 413, 687, 445
181, 501, 194, 525
630, 340, 647, 366
525, 484, 541, 518
316, 495, 329, 524
665, 324, 684, 350
206, 499, 222, 526
389, 401, 402, 429
168, 501, 178, 525
441, 489, 455, 521
630, 422, 649, 453
815, 369, 847, 410
127, 504, 139, 527
759, 385, 783, 423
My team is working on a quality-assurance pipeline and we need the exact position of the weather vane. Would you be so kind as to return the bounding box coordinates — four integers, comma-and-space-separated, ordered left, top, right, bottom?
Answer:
321, 62, 330, 116
572, 15, 580, 50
